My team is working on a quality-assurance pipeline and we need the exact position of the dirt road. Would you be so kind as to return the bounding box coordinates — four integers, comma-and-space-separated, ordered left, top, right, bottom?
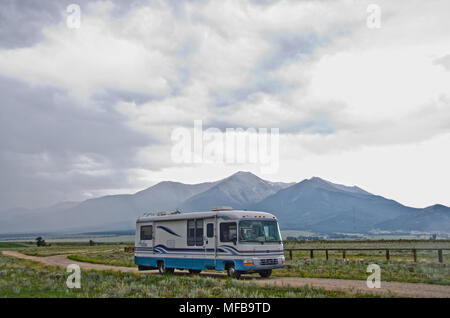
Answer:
3, 250, 138, 273
3, 250, 450, 298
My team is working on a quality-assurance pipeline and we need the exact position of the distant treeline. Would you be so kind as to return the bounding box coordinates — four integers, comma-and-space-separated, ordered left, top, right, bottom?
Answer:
78, 230, 135, 235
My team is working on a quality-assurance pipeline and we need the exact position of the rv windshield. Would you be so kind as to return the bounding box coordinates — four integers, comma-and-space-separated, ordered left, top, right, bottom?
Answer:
239, 220, 281, 243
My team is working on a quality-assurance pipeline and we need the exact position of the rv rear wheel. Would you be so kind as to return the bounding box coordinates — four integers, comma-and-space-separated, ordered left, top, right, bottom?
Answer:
158, 261, 174, 275
188, 269, 201, 274
258, 269, 272, 278
226, 264, 241, 279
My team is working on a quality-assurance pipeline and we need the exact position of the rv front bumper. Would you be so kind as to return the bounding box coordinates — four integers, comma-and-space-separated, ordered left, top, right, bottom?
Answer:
237, 256, 286, 271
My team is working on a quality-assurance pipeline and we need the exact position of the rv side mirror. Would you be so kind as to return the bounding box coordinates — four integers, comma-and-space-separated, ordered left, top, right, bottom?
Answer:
232, 237, 237, 245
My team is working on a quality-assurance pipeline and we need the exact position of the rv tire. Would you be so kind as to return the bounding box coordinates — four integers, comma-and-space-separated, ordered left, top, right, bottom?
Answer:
226, 263, 241, 279
258, 269, 272, 278
158, 261, 174, 275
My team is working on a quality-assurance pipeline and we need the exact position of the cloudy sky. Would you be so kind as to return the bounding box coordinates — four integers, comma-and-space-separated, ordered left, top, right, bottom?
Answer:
1, 0, 449, 210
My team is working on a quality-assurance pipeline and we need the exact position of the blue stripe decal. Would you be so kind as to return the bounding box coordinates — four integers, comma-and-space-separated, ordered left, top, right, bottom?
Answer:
220, 244, 282, 254
135, 244, 283, 256
154, 244, 226, 253
219, 246, 238, 256
156, 225, 181, 237
136, 244, 281, 254
135, 256, 285, 271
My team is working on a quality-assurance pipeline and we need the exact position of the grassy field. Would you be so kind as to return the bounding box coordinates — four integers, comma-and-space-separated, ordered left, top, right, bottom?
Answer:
68, 249, 136, 268
283, 240, 450, 248
283, 240, 450, 263
44, 240, 450, 285
0, 242, 31, 248
15, 243, 128, 257
0, 253, 374, 298
2, 240, 449, 289
278, 259, 449, 285
66, 250, 450, 285
278, 240, 450, 285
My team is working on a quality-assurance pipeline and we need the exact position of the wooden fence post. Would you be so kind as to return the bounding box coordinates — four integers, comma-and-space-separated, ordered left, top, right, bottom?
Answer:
282, 247, 446, 264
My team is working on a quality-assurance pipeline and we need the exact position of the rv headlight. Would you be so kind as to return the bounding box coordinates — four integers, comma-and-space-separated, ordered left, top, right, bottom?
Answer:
243, 259, 254, 266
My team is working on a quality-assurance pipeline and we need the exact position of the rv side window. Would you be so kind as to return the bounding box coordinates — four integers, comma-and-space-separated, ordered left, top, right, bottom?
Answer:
187, 219, 204, 246
140, 225, 153, 240
207, 223, 214, 238
220, 222, 237, 242
187, 220, 195, 246
196, 219, 203, 246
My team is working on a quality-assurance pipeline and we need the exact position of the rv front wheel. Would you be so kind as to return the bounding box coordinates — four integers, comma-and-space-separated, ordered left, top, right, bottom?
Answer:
226, 264, 241, 279
258, 269, 272, 278
158, 261, 174, 275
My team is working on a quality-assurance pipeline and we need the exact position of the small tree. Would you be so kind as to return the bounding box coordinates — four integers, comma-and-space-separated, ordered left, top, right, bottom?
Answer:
35, 237, 46, 247
89, 240, 95, 246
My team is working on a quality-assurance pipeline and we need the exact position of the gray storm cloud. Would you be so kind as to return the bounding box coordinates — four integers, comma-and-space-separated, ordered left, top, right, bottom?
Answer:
0, 76, 152, 209
0, 0, 449, 209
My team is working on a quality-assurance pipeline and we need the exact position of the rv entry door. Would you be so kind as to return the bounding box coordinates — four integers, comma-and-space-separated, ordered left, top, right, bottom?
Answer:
205, 219, 216, 267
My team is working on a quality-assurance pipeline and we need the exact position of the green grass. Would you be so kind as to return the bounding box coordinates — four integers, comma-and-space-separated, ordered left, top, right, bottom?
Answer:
0, 242, 30, 248
68, 251, 136, 268
66, 248, 450, 285
277, 259, 450, 285
15, 243, 125, 257
0, 254, 376, 298
283, 240, 450, 249
283, 249, 450, 264
278, 241, 450, 285
283, 240, 450, 264
7, 240, 450, 286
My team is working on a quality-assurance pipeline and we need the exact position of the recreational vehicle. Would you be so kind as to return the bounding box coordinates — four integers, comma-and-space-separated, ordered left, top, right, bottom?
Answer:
134, 207, 285, 278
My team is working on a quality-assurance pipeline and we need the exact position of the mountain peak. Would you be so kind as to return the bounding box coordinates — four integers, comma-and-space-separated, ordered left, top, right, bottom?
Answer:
230, 171, 257, 178
302, 176, 371, 195
309, 176, 327, 183
423, 204, 450, 211
223, 171, 263, 183
180, 171, 292, 212
1, 171, 448, 235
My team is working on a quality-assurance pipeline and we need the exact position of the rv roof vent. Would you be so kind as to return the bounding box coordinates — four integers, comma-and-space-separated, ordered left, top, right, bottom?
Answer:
157, 210, 181, 216
211, 206, 233, 211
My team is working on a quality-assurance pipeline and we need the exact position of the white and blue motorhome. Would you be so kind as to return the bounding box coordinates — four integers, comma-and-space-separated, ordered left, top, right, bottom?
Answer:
134, 207, 285, 278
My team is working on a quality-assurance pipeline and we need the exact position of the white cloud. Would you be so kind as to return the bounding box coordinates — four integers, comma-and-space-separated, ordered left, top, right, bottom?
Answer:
278, 132, 450, 208
0, 2, 176, 100
1, 0, 450, 207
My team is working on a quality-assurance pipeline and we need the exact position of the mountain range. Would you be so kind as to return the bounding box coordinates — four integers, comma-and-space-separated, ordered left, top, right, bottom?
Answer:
0, 171, 449, 235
